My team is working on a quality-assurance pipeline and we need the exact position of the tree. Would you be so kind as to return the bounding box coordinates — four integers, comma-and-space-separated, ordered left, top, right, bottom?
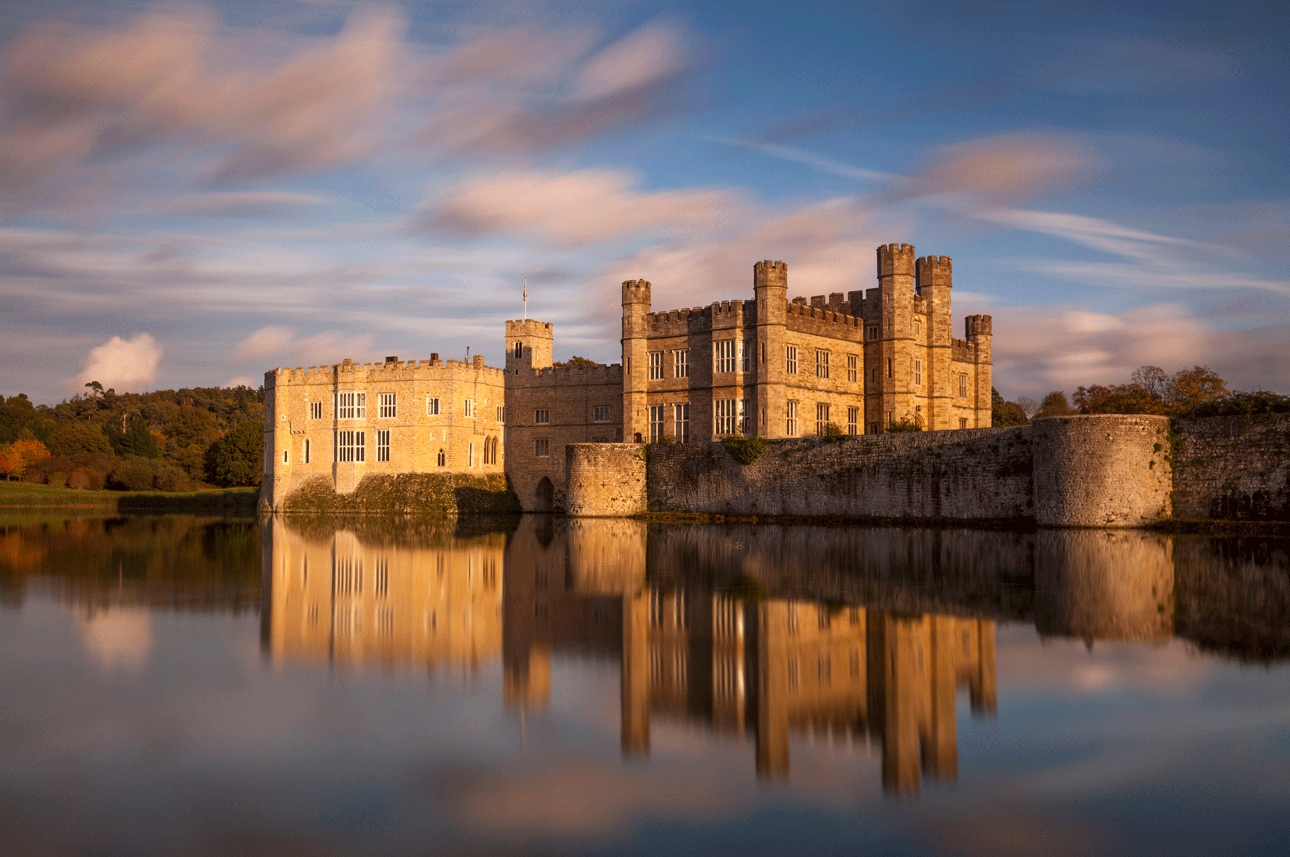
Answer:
1130, 365, 1170, 400
117, 416, 160, 458
991, 388, 1028, 427
4, 438, 50, 481
45, 422, 112, 461
1038, 391, 1073, 417
1072, 383, 1168, 415
1168, 366, 1228, 409
552, 355, 600, 368
0, 394, 36, 444
205, 418, 263, 487
166, 407, 220, 480
1015, 395, 1039, 420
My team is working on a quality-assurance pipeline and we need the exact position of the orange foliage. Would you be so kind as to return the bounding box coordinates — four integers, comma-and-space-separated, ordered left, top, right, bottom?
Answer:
4, 439, 49, 479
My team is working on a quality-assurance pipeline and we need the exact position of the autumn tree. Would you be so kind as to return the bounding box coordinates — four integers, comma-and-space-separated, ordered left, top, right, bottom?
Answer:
205, 418, 263, 487
4, 438, 50, 481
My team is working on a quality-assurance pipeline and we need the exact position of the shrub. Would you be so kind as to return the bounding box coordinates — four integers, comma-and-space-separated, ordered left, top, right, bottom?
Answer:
67, 468, 92, 490
47, 472, 68, 489
722, 436, 767, 465
887, 417, 923, 432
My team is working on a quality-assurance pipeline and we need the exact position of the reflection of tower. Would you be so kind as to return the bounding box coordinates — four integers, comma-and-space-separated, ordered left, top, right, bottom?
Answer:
755, 601, 790, 779
1035, 530, 1175, 642
622, 592, 650, 755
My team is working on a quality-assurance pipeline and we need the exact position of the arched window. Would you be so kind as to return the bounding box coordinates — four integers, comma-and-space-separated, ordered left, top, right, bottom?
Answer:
513, 341, 522, 358
437, 449, 445, 467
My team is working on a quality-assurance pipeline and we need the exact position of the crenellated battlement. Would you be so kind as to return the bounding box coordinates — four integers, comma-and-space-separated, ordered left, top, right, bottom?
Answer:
621, 279, 652, 305
965, 314, 993, 338
785, 298, 861, 328
877, 243, 916, 278
269, 356, 505, 386
524, 362, 624, 382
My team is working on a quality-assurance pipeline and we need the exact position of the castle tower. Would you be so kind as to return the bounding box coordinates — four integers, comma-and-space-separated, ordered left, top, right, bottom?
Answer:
869, 243, 916, 431
916, 255, 953, 430
965, 315, 992, 426
621, 280, 651, 443
505, 319, 553, 373
753, 260, 788, 438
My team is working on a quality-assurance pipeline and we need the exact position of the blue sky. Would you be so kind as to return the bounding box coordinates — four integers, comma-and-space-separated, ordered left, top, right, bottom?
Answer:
1, 0, 1287, 403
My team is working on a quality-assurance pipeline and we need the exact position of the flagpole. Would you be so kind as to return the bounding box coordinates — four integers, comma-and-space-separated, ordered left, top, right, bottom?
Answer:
523, 278, 527, 321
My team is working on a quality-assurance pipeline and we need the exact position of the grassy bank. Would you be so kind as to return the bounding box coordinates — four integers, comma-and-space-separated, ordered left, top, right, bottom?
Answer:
0, 481, 259, 514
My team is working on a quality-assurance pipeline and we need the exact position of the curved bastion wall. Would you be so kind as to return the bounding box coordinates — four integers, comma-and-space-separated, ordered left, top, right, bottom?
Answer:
564, 444, 647, 518
1031, 415, 1172, 528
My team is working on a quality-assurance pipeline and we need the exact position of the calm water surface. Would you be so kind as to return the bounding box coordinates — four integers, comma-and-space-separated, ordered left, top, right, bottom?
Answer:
1, 515, 1288, 856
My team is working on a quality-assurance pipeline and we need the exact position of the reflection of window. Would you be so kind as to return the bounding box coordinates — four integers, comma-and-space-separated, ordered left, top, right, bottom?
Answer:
788, 656, 799, 691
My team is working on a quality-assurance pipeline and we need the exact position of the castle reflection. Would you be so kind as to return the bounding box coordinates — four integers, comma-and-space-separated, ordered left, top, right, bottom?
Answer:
263, 519, 504, 673
261, 515, 1284, 795
501, 517, 996, 795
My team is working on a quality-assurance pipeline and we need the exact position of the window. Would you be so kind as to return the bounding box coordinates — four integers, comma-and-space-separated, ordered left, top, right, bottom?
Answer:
309, 401, 322, 419
513, 341, 522, 358
378, 392, 396, 419
866, 325, 878, 341
714, 398, 737, 436
868, 422, 879, 435
713, 340, 736, 374
497, 405, 505, 422
582, 404, 605, 424
816, 349, 829, 379
468, 443, 474, 467
426, 397, 440, 416
914, 319, 922, 336
464, 399, 475, 418
785, 345, 797, 374
914, 359, 922, 387
960, 418, 968, 429
534, 408, 550, 425
673, 349, 688, 378
335, 391, 366, 419
304, 438, 310, 464
649, 350, 664, 380
282, 449, 289, 464
437, 449, 445, 466
848, 407, 859, 435
534, 438, 550, 457
959, 372, 968, 397
741, 340, 751, 372
761, 342, 766, 363
649, 405, 666, 442
674, 404, 689, 442
887, 358, 894, 379
376, 429, 390, 462
334, 430, 365, 462
740, 399, 752, 435
815, 403, 830, 436
847, 354, 858, 383
785, 400, 798, 436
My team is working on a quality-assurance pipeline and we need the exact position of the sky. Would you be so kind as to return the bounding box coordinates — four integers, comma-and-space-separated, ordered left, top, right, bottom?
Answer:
0, 0, 1287, 404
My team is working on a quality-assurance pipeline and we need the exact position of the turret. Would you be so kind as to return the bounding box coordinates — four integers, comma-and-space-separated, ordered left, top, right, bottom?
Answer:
965, 314, 992, 364
753, 260, 787, 325
505, 319, 553, 372
621, 279, 652, 442
876, 243, 915, 339
916, 255, 952, 342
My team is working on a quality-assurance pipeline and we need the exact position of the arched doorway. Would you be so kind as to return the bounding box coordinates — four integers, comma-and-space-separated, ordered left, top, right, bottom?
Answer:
534, 477, 554, 512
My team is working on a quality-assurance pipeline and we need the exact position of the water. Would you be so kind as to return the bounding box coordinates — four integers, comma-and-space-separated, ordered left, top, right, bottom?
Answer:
2, 515, 1288, 856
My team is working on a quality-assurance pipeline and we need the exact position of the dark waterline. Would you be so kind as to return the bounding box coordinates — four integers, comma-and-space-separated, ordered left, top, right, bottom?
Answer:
1, 515, 1288, 856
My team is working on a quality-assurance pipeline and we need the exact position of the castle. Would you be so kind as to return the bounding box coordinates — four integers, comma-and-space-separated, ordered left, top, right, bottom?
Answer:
262, 243, 991, 513
507, 244, 992, 510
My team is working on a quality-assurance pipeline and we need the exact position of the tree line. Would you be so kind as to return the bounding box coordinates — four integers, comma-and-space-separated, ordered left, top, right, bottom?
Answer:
992, 365, 1290, 427
0, 383, 264, 491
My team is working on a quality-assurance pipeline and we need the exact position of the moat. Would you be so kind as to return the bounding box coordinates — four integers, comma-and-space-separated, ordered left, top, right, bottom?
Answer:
2, 515, 1288, 856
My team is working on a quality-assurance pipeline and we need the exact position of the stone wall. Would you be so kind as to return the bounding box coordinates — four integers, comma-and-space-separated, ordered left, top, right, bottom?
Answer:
647, 427, 1034, 523
565, 444, 647, 517
1172, 413, 1290, 522
1031, 415, 1172, 527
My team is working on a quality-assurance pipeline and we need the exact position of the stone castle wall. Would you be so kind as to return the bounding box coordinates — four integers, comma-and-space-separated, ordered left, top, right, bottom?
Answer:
1171, 413, 1290, 522
564, 413, 1288, 527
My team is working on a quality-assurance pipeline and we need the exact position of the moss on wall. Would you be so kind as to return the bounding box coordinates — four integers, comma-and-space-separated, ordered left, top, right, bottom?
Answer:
279, 473, 519, 518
